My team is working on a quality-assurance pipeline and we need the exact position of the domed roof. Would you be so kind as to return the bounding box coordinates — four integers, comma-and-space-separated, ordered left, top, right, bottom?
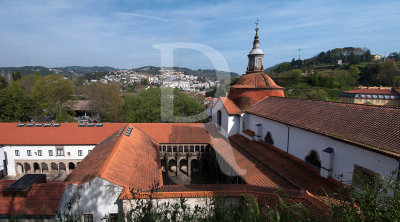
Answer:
227, 72, 285, 110
230, 72, 283, 89
248, 48, 264, 55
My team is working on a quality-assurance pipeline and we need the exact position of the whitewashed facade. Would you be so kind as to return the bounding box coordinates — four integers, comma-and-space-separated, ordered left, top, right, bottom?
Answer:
59, 177, 123, 221
244, 114, 399, 185
3, 145, 94, 176
211, 99, 240, 138
0, 146, 5, 176
211, 105, 399, 186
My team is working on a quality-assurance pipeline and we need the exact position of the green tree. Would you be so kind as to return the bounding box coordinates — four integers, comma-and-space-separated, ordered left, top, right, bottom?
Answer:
0, 83, 38, 122
378, 59, 400, 86
32, 74, 74, 121
17, 72, 41, 95
300, 89, 329, 101
0, 76, 8, 89
11, 71, 22, 81
140, 78, 149, 85
84, 82, 123, 122
123, 88, 205, 123
347, 64, 360, 86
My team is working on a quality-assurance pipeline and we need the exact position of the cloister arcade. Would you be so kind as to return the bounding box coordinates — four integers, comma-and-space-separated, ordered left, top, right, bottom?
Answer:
15, 160, 80, 175
159, 144, 244, 185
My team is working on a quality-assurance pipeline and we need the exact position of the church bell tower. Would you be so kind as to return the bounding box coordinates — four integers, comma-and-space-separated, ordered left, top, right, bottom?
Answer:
246, 20, 264, 73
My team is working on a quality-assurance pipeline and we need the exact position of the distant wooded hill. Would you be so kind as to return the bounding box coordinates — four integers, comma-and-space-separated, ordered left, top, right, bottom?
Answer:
0, 65, 239, 81
266, 47, 399, 73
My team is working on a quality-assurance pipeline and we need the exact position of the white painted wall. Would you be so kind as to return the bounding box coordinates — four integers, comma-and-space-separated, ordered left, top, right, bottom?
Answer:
211, 100, 229, 137
0, 147, 5, 174
227, 115, 240, 136
59, 177, 123, 222
211, 99, 240, 137
246, 113, 399, 185
4, 145, 95, 176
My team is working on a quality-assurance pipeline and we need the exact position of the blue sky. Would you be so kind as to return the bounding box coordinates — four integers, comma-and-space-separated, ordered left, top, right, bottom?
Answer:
0, 0, 399, 74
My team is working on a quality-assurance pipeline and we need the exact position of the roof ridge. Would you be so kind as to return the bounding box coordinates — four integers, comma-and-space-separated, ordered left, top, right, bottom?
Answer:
245, 95, 270, 111
98, 125, 128, 178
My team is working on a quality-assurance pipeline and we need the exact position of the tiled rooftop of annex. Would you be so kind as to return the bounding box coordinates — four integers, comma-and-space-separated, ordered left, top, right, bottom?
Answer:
0, 180, 66, 216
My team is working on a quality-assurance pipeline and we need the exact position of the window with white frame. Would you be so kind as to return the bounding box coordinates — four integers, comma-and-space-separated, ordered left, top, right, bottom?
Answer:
49, 150, 53, 156
56, 147, 64, 156
78, 150, 83, 156
37, 150, 42, 156
15, 150, 20, 156
27, 150, 32, 156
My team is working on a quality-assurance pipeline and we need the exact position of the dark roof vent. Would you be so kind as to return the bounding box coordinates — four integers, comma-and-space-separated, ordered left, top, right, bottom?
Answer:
4, 174, 46, 194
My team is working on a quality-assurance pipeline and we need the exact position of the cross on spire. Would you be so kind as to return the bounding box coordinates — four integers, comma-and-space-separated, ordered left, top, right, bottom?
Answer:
255, 19, 259, 33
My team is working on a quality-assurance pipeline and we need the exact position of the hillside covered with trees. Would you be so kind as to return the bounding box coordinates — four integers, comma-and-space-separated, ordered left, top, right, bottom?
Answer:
268, 48, 400, 101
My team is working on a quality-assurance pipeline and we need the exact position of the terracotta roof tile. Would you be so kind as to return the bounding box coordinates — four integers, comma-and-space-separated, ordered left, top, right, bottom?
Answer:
219, 97, 241, 114
246, 97, 400, 157
65, 125, 163, 190
121, 184, 327, 218
344, 88, 397, 95
205, 123, 298, 190
0, 123, 126, 145
229, 134, 340, 195
133, 123, 212, 144
0, 180, 66, 216
230, 72, 283, 89
0, 123, 211, 145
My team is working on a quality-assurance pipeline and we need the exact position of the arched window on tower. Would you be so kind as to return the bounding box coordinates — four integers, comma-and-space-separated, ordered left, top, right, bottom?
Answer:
305, 150, 321, 170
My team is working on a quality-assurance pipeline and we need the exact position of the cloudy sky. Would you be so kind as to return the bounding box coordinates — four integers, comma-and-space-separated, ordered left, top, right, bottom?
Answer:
0, 0, 399, 74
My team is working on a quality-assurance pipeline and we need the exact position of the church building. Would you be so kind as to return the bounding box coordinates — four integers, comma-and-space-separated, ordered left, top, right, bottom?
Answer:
211, 26, 400, 188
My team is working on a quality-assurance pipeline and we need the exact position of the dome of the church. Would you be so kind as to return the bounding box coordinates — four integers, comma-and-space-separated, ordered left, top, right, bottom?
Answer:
228, 71, 284, 110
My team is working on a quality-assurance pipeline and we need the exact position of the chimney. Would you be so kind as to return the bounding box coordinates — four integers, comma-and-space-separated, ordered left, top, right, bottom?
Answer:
320, 147, 334, 178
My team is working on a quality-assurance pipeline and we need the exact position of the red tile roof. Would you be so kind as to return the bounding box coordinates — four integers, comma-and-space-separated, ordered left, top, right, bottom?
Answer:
65, 125, 163, 190
205, 123, 298, 190
0, 123, 126, 145
0, 180, 66, 216
227, 72, 285, 110
133, 123, 212, 144
246, 97, 400, 157
344, 88, 397, 95
120, 184, 328, 218
230, 72, 283, 89
229, 134, 340, 195
219, 97, 241, 115
0, 123, 211, 145
242, 129, 255, 137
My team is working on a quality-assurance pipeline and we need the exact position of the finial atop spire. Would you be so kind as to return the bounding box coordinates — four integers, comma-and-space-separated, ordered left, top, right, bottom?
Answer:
255, 19, 259, 34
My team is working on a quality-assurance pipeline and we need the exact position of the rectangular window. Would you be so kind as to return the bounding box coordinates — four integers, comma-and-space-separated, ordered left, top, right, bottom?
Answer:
352, 164, 379, 191
27, 150, 32, 156
83, 214, 93, 222
38, 150, 42, 156
49, 150, 53, 156
109, 214, 118, 222
78, 150, 83, 156
57, 148, 64, 156
15, 150, 20, 156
